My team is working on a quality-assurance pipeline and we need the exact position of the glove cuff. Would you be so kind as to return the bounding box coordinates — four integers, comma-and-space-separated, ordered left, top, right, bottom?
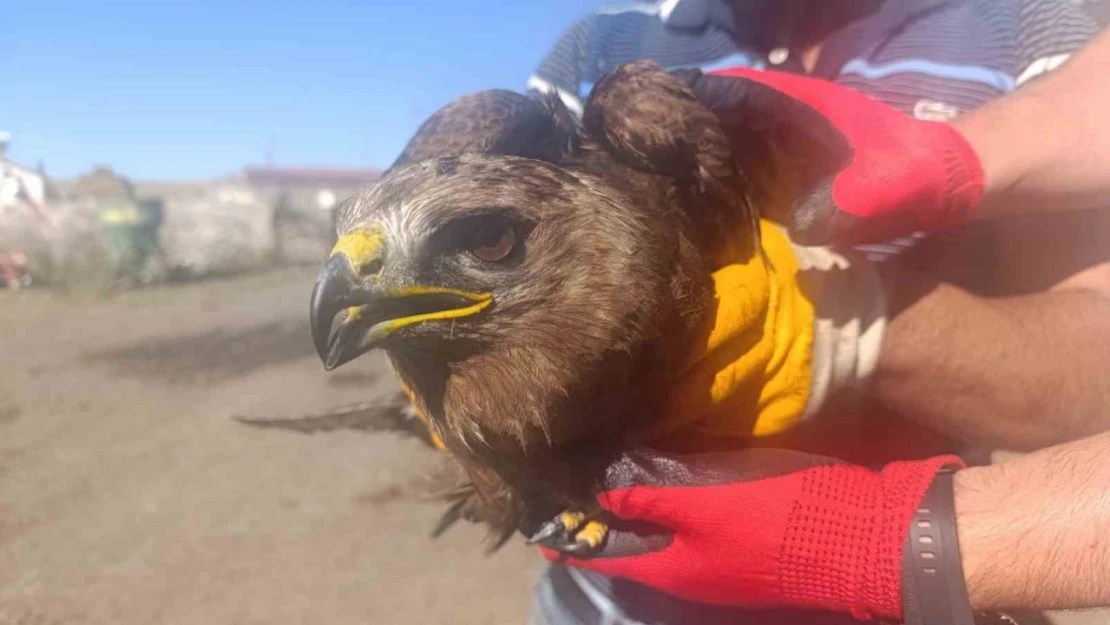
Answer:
934, 123, 985, 232
790, 240, 888, 422
778, 455, 964, 620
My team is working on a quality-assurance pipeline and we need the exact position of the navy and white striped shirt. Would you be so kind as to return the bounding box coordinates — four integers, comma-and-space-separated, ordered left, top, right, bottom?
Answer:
528, 0, 1099, 261
530, 0, 1097, 115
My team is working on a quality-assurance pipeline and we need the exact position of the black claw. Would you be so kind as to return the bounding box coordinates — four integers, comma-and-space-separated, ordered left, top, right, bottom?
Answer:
527, 518, 565, 545
561, 538, 601, 556
531, 534, 569, 552
527, 510, 606, 556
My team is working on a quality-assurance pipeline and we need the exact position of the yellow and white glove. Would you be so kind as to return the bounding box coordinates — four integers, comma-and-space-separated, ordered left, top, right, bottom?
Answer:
659, 220, 887, 439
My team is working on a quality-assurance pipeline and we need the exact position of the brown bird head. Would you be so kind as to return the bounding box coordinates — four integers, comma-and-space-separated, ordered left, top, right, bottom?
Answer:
310, 61, 849, 532
313, 151, 703, 461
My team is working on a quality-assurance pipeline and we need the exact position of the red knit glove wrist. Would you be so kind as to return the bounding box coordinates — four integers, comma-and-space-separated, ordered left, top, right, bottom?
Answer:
542, 450, 964, 620
686, 67, 984, 245
778, 457, 960, 619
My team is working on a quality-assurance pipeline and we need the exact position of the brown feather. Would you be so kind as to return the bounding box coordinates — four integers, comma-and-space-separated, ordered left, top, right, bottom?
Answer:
392, 89, 578, 170
583, 61, 760, 264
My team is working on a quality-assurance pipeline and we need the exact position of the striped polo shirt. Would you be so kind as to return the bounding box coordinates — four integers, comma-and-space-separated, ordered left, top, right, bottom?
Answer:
530, 0, 1097, 115
528, 0, 1099, 260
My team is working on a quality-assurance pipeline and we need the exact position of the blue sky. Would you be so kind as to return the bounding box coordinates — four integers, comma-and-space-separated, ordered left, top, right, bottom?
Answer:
6, 1, 602, 180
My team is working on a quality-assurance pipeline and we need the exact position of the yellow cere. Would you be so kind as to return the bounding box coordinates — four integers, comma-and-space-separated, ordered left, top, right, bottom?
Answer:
330, 227, 384, 275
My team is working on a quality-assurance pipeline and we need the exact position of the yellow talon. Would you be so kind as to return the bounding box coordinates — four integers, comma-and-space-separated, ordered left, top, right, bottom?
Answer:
558, 511, 586, 532
577, 520, 609, 548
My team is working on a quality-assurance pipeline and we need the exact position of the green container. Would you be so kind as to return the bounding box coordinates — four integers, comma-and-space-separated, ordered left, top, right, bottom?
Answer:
98, 200, 163, 282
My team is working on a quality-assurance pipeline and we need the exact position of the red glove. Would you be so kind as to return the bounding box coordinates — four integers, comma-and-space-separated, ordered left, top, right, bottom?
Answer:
682, 67, 984, 246
542, 449, 963, 621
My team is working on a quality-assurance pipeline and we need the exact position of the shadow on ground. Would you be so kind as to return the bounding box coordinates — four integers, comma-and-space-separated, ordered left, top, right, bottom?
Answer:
81, 319, 314, 385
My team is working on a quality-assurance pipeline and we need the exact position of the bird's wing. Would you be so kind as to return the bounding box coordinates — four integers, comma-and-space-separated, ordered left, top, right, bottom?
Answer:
673, 69, 852, 230
232, 393, 441, 448
582, 60, 759, 261
391, 90, 579, 170
583, 61, 734, 183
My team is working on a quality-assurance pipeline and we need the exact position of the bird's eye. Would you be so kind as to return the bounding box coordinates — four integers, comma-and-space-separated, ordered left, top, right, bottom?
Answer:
469, 221, 516, 262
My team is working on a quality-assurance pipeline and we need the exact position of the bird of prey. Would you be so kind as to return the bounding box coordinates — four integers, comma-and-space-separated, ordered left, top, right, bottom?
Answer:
309, 61, 848, 553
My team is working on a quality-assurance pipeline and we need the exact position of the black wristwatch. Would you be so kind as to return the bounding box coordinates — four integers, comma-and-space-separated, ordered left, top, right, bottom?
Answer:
901, 468, 975, 625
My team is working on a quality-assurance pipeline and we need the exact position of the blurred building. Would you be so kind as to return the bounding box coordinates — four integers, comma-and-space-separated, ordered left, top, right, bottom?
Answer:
243, 167, 382, 263
0, 132, 46, 211
71, 165, 134, 201
243, 166, 380, 211
4, 161, 383, 285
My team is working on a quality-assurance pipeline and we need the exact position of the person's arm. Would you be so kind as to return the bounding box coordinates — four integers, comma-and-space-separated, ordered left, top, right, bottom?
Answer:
874, 268, 1110, 451
958, 29, 1110, 220
956, 429, 1110, 610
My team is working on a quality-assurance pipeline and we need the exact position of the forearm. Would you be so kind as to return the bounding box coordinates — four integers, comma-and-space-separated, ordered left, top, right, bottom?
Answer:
874, 274, 1110, 450
956, 29, 1110, 218
955, 430, 1110, 611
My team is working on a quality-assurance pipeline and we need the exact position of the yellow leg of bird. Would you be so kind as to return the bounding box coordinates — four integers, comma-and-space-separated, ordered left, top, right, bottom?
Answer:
575, 519, 609, 550
528, 508, 609, 556
558, 511, 586, 533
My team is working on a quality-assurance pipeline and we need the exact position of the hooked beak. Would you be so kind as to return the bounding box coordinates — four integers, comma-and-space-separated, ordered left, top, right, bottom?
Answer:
310, 228, 493, 370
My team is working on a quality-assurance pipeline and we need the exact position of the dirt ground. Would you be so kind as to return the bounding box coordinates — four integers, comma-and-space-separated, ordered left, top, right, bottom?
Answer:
0, 269, 539, 625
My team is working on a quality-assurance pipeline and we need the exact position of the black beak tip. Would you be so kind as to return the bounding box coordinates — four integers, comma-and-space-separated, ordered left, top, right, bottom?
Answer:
309, 280, 332, 365
310, 255, 357, 368
323, 350, 343, 371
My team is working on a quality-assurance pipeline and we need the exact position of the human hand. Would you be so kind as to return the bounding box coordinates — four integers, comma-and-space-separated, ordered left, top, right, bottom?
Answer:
541, 448, 961, 620
680, 67, 984, 246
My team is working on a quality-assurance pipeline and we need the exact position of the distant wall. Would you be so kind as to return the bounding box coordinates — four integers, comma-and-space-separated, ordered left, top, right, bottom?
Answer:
160, 185, 276, 279
255, 185, 362, 265
2, 171, 370, 286
0, 199, 104, 285
0, 186, 277, 285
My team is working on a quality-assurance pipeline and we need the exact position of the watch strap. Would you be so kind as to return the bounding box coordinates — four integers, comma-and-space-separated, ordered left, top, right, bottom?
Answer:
902, 468, 975, 625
